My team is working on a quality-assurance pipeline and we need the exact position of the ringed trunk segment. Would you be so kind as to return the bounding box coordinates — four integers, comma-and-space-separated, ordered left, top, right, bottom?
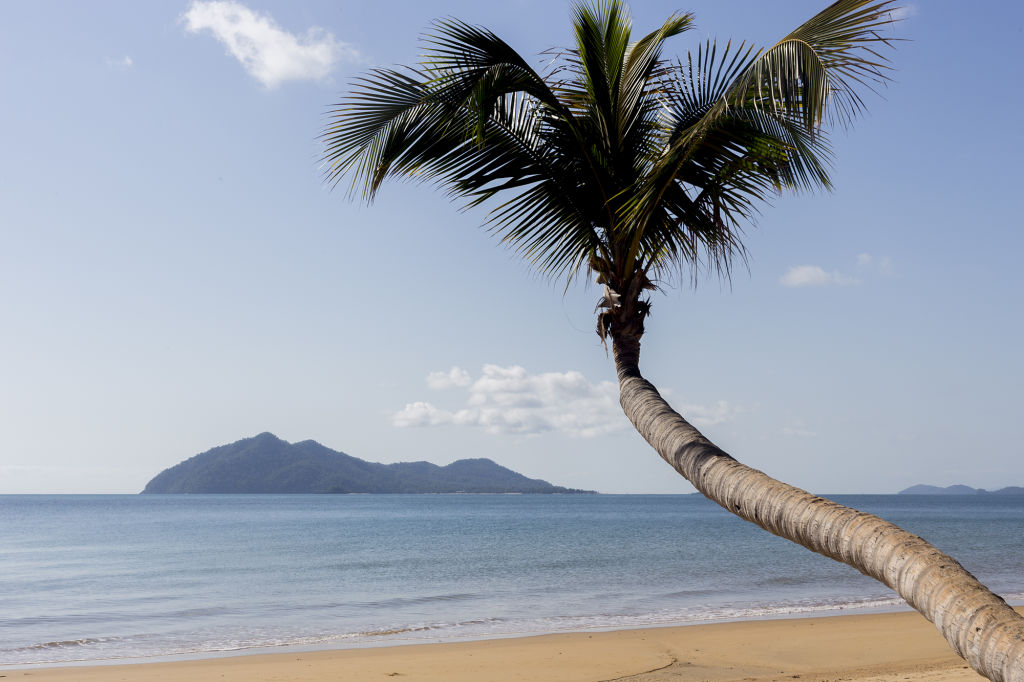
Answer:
610, 335, 1024, 681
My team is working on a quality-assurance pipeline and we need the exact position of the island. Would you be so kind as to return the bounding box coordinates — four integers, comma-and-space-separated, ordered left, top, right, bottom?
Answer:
141, 432, 593, 494
898, 484, 1024, 495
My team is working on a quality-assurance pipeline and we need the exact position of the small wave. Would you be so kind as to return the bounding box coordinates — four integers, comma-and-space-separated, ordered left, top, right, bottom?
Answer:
358, 625, 437, 637
756, 576, 817, 587
725, 596, 906, 619
657, 588, 717, 600
322, 557, 423, 571
0, 605, 232, 629
320, 618, 506, 643
12, 637, 115, 652
350, 617, 505, 640
351, 593, 480, 609
458, 594, 910, 636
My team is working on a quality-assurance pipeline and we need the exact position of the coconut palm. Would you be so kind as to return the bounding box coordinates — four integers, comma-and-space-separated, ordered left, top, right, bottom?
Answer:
321, 0, 1024, 678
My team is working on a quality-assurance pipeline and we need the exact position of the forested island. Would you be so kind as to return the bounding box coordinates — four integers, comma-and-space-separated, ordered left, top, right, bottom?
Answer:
141, 432, 592, 494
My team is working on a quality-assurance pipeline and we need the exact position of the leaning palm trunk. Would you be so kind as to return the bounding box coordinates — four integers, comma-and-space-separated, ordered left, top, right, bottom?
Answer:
612, 332, 1024, 681
322, 0, 1024, 676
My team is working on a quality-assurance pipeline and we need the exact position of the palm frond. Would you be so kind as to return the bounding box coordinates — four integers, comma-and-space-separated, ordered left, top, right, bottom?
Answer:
620, 0, 894, 279
733, 0, 898, 128
322, 0, 898, 293
421, 18, 568, 140
322, 38, 550, 195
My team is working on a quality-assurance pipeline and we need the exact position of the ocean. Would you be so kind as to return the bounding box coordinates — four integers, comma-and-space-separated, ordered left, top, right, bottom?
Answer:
1, 493, 1022, 667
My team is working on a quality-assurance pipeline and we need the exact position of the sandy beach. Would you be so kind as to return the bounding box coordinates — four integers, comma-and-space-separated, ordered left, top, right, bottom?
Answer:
14, 608, 1018, 682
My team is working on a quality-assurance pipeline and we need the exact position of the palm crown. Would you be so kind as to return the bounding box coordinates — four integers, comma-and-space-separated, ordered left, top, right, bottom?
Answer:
322, 0, 895, 341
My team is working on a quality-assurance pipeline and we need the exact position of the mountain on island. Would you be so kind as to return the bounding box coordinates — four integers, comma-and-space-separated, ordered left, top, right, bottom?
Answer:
898, 484, 1024, 495
141, 433, 591, 494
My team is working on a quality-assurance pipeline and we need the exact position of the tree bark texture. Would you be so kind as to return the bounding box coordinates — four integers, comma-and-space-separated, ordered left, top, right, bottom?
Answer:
611, 332, 1024, 681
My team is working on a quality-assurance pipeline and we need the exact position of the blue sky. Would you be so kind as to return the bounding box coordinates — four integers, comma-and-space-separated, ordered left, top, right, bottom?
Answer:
1, 1, 1022, 494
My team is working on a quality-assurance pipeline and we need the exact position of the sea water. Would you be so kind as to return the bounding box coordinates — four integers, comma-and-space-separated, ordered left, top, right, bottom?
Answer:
1, 494, 1022, 667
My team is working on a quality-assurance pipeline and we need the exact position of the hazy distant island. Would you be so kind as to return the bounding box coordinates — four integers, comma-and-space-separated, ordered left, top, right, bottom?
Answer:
899, 484, 1024, 495
141, 432, 593, 494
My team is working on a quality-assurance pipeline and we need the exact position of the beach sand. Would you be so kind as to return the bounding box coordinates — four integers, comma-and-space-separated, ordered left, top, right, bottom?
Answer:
14, 609, 1018, 682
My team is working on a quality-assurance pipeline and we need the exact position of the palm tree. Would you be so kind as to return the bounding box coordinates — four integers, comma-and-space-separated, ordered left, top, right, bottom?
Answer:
321, 1, 1024, 678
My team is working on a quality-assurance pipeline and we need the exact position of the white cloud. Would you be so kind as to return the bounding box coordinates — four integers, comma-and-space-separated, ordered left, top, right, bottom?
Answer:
394, 365, 735, 438
857, 253, 872, 267
678, 399, 735, 428
392, 401, 452, 428
105, 55, 134, 70
426, 367, 472, 389
781, 426, 817, 438
182, 1, 357, 88
779, 265, 859, 288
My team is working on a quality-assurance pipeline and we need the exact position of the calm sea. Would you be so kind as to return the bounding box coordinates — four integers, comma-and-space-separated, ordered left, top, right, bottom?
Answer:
1, 494, 1022, 667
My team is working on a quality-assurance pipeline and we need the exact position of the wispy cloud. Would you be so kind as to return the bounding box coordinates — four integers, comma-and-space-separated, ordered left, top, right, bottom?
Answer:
780, 253, 893, 288
680, 400, 735, 428
394, 365, 738, 438
182, 1, 357, 88
779, 265, 859, 288
105, 55, 134, 71
856, 253, 893, 275
781, 425, 817, 438
888, 4, 918, 21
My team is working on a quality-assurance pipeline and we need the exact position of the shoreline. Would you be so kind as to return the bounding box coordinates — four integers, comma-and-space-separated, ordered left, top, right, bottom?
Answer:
0, 601, 923, 670
13, 608, 1019, 681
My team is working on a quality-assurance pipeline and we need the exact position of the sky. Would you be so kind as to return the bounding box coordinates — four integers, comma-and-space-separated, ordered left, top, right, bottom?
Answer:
1, 1, 1022, 495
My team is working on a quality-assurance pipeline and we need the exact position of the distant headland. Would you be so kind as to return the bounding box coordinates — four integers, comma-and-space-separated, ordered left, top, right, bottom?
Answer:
141, 432, 593, 494
898, 484, 1024, 495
